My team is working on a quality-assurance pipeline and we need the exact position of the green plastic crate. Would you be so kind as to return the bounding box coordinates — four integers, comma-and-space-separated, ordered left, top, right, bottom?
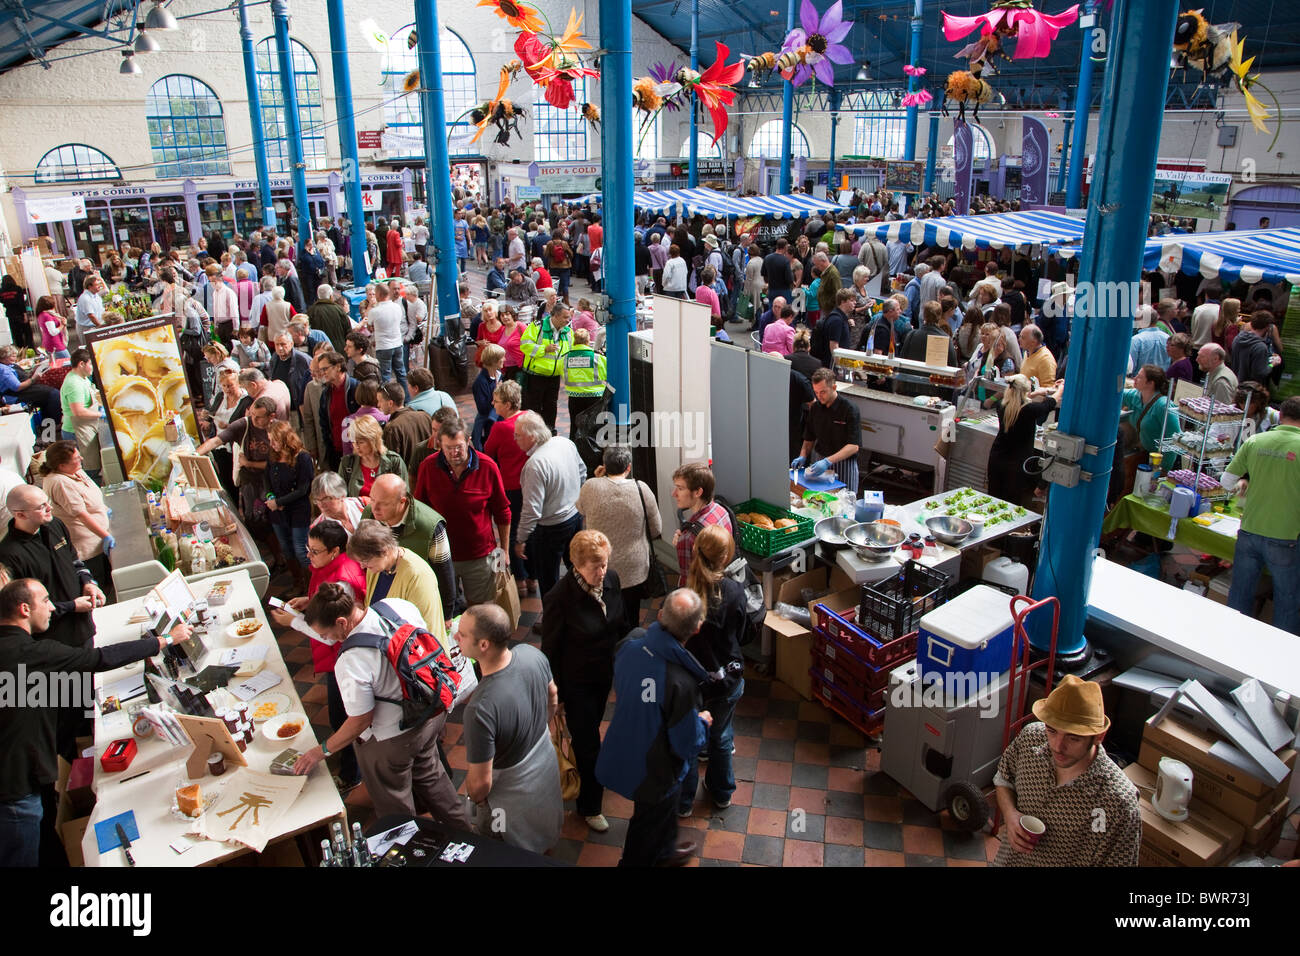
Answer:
734, 498, 815, 557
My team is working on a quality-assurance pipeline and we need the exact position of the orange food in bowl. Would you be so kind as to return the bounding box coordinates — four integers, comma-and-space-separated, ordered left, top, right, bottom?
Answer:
276, 722, 301, 738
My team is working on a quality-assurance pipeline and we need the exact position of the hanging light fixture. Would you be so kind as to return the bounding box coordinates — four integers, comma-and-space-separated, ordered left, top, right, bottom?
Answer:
134, 29, 159, 54
144, 1, 179, 31
120, 50, 142, 74
855, 63, 871, 82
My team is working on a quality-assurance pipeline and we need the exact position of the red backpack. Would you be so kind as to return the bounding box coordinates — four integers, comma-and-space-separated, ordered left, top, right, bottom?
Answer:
341, 602, 461, 730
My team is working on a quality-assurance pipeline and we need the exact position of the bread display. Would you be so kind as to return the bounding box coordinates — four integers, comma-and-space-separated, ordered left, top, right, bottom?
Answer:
773, 518, 797, 529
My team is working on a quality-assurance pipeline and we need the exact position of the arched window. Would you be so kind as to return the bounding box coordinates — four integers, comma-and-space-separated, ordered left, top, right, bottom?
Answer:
852, 113, 907, 159
146, 75, 230, 178
35, 144, 121, 183
255, 37, 327, 173
534, 80, 587, 162
634, 112, 661, 162
749, 120, 809, 159
382, 25, 477, 158
679, 132, 724, 159
946, 124, 993, 162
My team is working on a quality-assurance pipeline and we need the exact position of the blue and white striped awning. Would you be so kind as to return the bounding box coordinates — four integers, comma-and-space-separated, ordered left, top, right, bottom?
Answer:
576, 187, 844, 220
844, 210, 1087, 251
1055, 227, 1300, 286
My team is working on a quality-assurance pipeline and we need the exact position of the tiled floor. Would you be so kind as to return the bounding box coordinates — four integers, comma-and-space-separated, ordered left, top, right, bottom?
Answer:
256, 263, 1300, 867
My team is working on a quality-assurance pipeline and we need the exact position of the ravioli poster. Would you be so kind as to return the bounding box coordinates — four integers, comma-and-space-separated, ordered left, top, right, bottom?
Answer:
85, 316, 198, 483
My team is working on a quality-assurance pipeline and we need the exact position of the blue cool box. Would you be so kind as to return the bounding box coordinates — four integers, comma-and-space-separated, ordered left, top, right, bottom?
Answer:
916, 584, 1016, 681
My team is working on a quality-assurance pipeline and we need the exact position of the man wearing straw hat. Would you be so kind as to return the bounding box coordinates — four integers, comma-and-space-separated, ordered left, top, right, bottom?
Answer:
991, 675, 1140, 867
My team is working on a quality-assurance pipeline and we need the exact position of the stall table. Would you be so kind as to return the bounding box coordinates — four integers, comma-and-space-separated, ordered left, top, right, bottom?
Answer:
366, 815, 564, 867
888, 486, 1042, 552
82, 569, 345, 867
1101, 493, 1239, 562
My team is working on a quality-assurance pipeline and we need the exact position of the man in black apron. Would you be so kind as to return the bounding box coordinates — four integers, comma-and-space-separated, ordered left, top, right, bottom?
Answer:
792, 368, 861, 495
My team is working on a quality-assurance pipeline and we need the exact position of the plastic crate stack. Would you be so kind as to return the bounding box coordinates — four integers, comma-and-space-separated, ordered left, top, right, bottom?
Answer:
808, 562, 951, 738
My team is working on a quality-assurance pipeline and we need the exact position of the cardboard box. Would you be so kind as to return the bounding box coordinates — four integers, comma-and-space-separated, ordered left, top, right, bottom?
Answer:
763, 569, 796, 611
1244, 794, 1291, 850
766, 567, 855, 700
1141, 715, 1295, 799
60, 817, 90, 869
1125, 761, 1249, 866
1131, 773, 1244, 866
1138, 843, 1179, 867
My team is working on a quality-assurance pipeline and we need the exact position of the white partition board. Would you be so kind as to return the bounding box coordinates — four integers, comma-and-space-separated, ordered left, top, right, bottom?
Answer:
748, 349, 795, 508
709, 341, 750, 506
650, 296, 713, 535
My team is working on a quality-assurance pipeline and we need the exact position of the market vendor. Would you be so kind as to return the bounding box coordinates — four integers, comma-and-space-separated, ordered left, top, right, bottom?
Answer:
1219, 396, 1300, 636
0, 345, 62, 436
992, 675, 1140, 867
791, 368, 861, 493
1113, 364, 1178, 500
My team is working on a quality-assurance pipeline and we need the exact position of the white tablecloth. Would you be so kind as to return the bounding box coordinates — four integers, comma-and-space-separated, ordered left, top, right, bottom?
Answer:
0, 412, 34, 477
83, 568, 345, 867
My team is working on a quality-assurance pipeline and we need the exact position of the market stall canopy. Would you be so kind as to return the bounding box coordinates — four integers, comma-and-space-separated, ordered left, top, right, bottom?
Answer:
843, 210, 1086, 252
1055, 227, 1300, 286
576, 186, 845, 220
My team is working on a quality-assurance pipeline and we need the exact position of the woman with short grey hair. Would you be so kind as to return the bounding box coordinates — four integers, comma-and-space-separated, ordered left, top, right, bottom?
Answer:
310, 471, 365, 534
348, 519, 447, 642
577, 445, 663, 632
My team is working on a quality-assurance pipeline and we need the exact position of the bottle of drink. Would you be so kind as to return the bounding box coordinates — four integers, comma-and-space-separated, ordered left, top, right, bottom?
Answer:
319, 839, 334, 867
331, 822, 350, 867
351, 822, 368, 867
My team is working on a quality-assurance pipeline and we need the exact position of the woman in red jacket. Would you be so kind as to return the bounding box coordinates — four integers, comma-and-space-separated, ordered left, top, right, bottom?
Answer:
386, 217, 406, 277
268, 519, 367, 790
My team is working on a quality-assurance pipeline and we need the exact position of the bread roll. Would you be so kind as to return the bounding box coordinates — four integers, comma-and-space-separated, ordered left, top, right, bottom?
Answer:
773, 518, 797, 529
752, 514, 775, 530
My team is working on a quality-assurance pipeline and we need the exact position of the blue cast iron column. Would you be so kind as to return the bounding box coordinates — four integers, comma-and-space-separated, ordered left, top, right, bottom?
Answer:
325, 0, 369, 286
1032, 0, 1180, 656
1066, 0, 1100, 208
600, 0, 634, 418
778, 0, 795, 194
270, 0, 310, 253
414, 0, 462, 335
827, 89, 840, 185
923, 112, 939, 193
688, 0, 699, 188
903, 0, 924, 160
238, 0, 275, 231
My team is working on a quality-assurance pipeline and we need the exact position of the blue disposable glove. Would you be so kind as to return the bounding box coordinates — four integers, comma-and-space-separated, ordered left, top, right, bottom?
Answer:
790, 456, 806, 471
807, 459, 830, 478
107, 508, 113, 518
102, 535, 115, 553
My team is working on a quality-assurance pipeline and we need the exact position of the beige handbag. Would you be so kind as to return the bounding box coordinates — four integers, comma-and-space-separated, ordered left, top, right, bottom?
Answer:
551, 715, 582, 802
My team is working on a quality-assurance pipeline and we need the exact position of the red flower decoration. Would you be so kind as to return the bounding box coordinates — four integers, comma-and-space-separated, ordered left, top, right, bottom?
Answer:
688, 41, 745, 145
546, 78, 576, 109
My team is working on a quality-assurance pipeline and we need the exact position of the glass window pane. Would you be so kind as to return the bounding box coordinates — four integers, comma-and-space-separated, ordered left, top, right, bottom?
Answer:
144, 74, 231, 178
255, 37, 327, 173
749, 121, 809, 159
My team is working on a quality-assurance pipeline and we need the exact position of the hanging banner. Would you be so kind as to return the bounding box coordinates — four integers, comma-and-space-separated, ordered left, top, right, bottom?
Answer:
952, 121, 974, 216
25, 195, 87, 224
1150, 169, 1231, 219
1020, 115, 1050, 205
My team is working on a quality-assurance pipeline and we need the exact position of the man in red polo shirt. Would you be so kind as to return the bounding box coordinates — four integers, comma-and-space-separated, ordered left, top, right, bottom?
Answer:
414, 418, 513, 606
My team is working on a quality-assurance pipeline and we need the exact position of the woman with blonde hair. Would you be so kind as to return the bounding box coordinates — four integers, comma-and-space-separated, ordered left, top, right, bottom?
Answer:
984, 373, 1063, 505
540, 529, 625, 832
266, 419, 315, 585
338, 413, 407, 499
1214, 297, 1241, 350
679, 523, 747, 816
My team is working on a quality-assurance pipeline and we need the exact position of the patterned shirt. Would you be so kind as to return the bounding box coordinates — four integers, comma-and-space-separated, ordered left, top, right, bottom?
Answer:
992, 722, 1140, 867
676, 501, 734, 584
574, 572, 605, 616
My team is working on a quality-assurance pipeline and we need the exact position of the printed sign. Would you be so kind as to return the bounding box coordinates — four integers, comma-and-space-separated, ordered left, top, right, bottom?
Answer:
1020, 115, 1049, 205
884, 161, 924, 194
24, 194, 87, 224
1150, 169, 1231, 219
358, 130, 384, 149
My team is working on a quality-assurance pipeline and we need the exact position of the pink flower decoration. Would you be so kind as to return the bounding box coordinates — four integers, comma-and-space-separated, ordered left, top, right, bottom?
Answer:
903, 65, 927, 77
942, 3, 1080, 60
1045, 111, 1060, 118
902, 90, 933, 108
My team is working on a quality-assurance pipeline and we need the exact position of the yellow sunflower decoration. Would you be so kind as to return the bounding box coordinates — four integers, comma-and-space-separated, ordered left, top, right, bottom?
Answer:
1228, 30, 1271, 136
478, 0, 546, 33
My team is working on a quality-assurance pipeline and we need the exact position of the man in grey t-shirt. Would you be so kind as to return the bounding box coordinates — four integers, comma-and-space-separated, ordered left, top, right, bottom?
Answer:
458, 604, 562, 853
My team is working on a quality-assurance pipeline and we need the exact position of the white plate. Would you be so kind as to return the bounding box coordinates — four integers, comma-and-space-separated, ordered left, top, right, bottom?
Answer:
261, 712, 308, 743
247, 692, 290, 723
225, 619, 264, 641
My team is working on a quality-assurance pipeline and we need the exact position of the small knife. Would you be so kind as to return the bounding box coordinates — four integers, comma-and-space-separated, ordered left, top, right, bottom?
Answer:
116, 823, 136, 867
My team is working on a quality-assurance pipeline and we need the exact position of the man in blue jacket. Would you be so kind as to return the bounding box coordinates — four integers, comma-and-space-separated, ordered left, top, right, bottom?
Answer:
597, 589, 712, 867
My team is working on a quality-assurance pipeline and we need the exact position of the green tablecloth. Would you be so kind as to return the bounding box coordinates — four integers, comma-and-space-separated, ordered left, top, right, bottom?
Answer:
1101, 493, 1239, 561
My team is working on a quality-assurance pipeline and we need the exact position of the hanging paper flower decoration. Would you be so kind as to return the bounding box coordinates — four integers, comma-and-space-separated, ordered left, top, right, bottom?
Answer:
779, 0, 855, 87
1227, 30, 1274, 138
903, 65, 927, 77
647, 61, 683, 111
633, 76, 663, 113
676, 42, 745, 145
942, 2, 1080, 60
478, 0, 546, 33
901, 90, 933, 108
1044, 110, 1060, 117
514, 30, 599, 109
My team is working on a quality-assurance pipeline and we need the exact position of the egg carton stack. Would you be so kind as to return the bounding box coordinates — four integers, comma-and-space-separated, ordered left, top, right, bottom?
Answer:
1167, 468, 1232, 499
1177, 396, 1243, 423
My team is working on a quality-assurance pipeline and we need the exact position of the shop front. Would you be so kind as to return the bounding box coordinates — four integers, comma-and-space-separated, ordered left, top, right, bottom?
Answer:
9, 169, 414, 262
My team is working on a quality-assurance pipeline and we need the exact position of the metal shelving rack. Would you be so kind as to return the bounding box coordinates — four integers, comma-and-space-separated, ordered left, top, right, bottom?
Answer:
1156, 380, 1250, 497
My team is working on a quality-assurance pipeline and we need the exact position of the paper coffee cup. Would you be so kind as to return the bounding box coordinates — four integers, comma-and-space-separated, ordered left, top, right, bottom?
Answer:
1020, 814, 1045, 844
